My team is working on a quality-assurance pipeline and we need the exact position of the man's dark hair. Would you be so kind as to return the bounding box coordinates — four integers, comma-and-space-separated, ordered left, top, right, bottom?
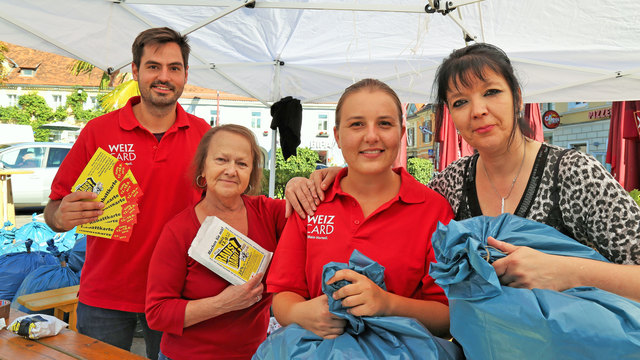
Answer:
131, 27, 190, 69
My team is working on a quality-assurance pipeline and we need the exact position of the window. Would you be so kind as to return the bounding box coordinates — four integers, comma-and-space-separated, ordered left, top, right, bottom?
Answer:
89, 96, 100, 110
317, 114, 329, 137
541, 103, 554, 112
0, 147, 44, 168
20, 68, 35, 77
317, 114, 328, 131
53, 95, 63, 108
8, 94, 18, 107
406, 127, 415, 147
568, 142, 588, 154
251, 111, 261, 128
210, 110, 218, 126
46, 147, 70, 168
420, 120, 432, 144
568, 102, 588, 110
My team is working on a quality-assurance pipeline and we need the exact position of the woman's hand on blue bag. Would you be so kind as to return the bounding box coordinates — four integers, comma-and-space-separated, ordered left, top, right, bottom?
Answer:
488, 237, 572, 291
328, 269, 390, 317
299, 294, 346, 339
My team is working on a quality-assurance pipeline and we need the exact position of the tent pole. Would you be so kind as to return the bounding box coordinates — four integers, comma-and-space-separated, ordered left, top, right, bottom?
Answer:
181, 0, 254, 36
268, 130, 277, 198
269, 59, 283, 198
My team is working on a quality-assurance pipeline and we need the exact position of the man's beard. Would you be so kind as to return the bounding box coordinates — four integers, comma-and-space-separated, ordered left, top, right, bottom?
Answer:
140, 81, 183, 108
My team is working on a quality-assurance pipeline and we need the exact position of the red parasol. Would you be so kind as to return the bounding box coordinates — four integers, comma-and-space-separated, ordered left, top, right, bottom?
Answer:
525, 103, 544, 142
606, 101, 640, 191
393, 103, 408, 169
437, 106, 460, 171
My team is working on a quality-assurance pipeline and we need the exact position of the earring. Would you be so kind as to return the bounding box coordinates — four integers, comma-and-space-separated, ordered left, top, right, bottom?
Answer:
196, 175, 207, 188
244, 184, 253, 194
456, 129, 461, 135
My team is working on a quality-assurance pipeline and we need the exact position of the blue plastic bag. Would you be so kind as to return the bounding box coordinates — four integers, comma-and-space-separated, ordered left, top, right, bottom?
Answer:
14, 216, 56, 251
65, 235, 86, 274
0, 239, 58, 301
254, 250, 463, 360
1, 221, 18, 255
429, 214, 640, 359
13, 240, 80, 313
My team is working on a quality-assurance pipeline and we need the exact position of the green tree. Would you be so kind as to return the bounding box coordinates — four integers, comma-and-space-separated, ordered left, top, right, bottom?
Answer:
261, 147, 320, 198
69, 61, 139, 112
0, 42, 8, 85
0, 93, 53, 141
630, 189, 640, 208
0, 106, 29, 124
18, 93, 54, 122
69, 60, 112, 90
65, 87, 105, 121
17, 93, 54, 141
407, 157, 435, 185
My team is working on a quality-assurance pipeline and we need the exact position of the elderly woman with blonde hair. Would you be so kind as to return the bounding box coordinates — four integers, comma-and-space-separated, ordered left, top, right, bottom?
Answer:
146, 124, 286, 360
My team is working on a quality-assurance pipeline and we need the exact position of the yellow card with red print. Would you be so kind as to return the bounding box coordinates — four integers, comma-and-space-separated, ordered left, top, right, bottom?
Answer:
72, 147, 142, 241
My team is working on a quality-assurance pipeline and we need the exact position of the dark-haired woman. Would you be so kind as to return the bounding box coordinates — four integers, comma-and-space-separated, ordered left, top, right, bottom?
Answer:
428, 43, 640, 300
288, 43, 640, 301
146, 124, 286, 360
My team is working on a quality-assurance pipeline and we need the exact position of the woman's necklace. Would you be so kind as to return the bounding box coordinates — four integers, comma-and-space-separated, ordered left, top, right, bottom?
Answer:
481, 142, 526, 214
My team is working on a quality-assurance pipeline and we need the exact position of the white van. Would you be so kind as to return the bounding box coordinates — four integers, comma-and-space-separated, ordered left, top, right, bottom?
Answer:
0, 124, 35, 145
0, 142, 73, 209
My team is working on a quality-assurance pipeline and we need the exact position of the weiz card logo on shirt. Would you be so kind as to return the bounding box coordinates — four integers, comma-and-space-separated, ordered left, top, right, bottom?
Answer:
307, 214, 335, 238
108, 144, 136, 163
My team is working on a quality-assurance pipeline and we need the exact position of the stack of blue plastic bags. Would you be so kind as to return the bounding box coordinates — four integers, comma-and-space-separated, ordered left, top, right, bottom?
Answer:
254, 250, 464, 360
429, 214, 640, 359
0, 215, 86, 314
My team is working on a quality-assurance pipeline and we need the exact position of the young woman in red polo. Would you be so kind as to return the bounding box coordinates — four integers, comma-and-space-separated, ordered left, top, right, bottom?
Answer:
267, 79, 453, 340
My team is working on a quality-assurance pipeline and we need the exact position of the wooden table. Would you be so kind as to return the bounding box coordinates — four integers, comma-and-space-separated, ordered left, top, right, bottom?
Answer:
16, 285, 80, 332
0, 308, 147, 360
0, 170, 33, 225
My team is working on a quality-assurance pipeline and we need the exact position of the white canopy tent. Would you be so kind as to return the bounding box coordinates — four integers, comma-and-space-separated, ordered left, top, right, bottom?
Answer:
2, 0, 640, 195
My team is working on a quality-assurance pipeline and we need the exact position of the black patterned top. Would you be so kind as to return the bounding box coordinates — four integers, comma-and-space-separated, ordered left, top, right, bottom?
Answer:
428, 143, 640, 265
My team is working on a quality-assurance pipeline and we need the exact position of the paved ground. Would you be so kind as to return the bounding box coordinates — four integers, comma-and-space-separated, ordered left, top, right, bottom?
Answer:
13, 209, 148, 358
14, 209, 34, 228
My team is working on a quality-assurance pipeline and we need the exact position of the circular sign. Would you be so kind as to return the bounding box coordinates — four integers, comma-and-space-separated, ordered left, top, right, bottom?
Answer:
542, 110, 561, 129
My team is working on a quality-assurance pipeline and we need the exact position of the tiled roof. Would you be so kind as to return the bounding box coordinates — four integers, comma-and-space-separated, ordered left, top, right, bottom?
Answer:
2, 42, 104, 87
1, 42, 254, 101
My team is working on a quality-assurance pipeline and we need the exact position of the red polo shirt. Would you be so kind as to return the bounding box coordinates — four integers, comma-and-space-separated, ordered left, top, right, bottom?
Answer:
146, 196, 286, 360
267, 167, 452, 305
50, 96, 210, 312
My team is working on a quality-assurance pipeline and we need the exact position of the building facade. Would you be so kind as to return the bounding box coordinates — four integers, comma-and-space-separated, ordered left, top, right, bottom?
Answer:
541, 101, 612, 169
405, 103, 436, 161
0, 42, 342, 167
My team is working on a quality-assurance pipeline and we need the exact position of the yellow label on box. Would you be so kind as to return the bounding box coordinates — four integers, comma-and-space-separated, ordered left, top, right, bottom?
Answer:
210, 228, 266, 283
188, 216, 272, 285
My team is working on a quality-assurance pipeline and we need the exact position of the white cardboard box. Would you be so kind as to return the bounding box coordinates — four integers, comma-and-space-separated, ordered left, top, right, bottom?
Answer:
188, 216, 272, 285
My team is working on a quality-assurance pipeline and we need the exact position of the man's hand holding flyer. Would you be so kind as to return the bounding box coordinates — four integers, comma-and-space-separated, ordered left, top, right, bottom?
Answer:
71, 148, 142, 242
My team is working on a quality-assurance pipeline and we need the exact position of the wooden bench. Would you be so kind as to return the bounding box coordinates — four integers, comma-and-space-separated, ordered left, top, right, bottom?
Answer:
16, 285, 80, 332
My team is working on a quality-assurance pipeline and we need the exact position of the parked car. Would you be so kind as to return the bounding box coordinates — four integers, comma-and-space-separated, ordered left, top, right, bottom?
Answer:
0, 142, 73, 209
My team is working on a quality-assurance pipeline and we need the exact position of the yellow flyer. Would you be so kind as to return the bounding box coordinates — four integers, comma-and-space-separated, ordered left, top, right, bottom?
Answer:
72, 148, 142, 241
188, 216, 272, 285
